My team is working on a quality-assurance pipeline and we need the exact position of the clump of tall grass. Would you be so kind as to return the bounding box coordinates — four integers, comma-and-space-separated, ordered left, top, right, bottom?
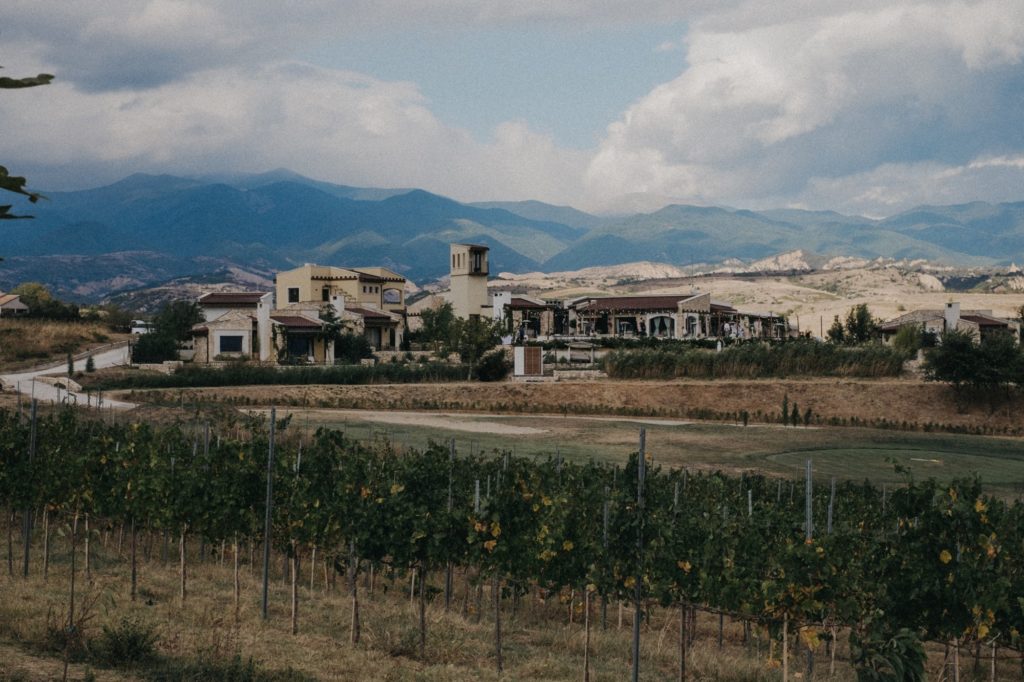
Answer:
0, 319, 111, 364
603, 340, 906, 379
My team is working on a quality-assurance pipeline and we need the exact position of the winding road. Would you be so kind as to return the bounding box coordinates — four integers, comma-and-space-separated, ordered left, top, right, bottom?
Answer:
0, 343, 136, 409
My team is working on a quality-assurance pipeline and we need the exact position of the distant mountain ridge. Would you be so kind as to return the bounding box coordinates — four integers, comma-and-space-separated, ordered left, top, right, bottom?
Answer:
1, 170, 1022, 302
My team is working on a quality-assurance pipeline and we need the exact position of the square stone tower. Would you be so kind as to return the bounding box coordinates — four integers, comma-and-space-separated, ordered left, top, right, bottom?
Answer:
449, 243, 490, 319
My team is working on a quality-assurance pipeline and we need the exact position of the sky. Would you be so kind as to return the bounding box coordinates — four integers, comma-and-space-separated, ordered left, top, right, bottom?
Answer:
2, 0, 1024, 216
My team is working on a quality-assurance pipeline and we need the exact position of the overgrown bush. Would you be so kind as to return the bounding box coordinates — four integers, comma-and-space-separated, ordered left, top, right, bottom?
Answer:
334, 333, 374, 364
131, 334, 180, 364
94, 617, 158, 667
890, 325, 922, 356
474, 349, 511, 381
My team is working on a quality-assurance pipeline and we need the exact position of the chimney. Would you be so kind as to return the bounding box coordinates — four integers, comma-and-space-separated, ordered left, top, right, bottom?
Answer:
331, 294, 345, 317
944, 301, 960, 332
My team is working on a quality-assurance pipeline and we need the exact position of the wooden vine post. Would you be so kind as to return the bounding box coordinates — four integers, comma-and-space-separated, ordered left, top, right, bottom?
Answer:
130, 517, 137, 601
233, 533, 241, 622
21, 400, 37, 578
445, 439, 455, 612
291, 542, 299, 635
631, 428, 646, 682
494, 571, 503, 673
350, 540, 360, 644
179, 524, 187, 605
261, 407, 276, 621
583, 586, 592, 682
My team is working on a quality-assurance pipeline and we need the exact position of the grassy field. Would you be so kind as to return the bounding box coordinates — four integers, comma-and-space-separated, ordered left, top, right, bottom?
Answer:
266, 408, 1024, 497
0, 319, 126, 370
0, 529, 844, 682
2, 402, 1022, 680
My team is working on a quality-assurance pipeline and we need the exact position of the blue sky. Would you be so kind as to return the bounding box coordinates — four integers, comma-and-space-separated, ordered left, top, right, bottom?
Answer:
2, 1, 1024, 216
303, 22, 689, 149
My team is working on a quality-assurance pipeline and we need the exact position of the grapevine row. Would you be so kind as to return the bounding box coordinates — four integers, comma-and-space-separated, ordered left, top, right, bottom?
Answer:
1, 406, 1022, 678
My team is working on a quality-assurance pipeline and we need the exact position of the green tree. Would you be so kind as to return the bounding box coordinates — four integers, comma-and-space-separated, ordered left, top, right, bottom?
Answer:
334, 333, 373, 364
923, 329, 979, 406
131, 300, 203, 364
826, 315, 845, 344
891, 325, 922, 356
12, 282, 79, 320
152, 301, 203, 342
98, 304, 134, 333
1, 66, 53, 220
319, 303, 344, 344
131, 333, 179, 364
419, 302, 458, 354
844, 304, 878, 344
453, 315, 502, 376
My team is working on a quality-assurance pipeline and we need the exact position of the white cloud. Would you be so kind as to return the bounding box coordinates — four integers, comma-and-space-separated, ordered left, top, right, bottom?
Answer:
585, 0, 1024, 214
4, 0, 1024, 216
0, 61, 588, 204
798, 154, 1024, 215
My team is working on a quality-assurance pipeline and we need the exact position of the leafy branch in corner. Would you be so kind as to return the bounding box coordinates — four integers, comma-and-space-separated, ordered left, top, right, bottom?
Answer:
1, 65, 54, 219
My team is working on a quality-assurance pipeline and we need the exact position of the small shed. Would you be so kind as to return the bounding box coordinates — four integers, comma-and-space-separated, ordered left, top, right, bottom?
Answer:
513, 346, 543, 376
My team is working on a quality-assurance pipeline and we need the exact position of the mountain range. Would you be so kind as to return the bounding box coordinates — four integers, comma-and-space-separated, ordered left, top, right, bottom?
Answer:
2, 169, 1023, 303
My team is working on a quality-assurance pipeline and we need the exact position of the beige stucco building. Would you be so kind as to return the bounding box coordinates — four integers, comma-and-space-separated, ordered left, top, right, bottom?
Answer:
191, 291, 274, 363
448, 244, 491, 319
274, 263, 405, 351
879, 301, 1018, 344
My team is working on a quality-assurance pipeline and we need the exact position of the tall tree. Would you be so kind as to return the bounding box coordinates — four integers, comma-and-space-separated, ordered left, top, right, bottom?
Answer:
153, 301, 204, 342
843, 304, 878, 344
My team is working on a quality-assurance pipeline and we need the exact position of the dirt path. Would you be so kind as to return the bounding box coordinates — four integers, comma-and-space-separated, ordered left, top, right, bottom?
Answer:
251, 407, 550, 435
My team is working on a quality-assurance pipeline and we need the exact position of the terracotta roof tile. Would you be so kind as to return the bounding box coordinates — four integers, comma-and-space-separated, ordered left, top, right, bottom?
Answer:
270, 315, 323, 328
199, 292, 268, 305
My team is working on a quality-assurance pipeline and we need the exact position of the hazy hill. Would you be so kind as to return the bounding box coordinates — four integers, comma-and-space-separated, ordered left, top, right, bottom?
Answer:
2, 170, 1022, 303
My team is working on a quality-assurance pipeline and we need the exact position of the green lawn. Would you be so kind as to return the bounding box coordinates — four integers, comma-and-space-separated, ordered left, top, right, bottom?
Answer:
275, 409, 1024, 496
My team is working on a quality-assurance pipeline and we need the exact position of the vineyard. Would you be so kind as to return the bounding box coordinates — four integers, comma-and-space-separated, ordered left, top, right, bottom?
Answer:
2, 405, 1024, 680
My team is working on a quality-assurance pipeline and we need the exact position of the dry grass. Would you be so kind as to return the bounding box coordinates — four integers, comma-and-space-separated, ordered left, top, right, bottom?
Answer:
0, 319, 125, 369
0, 524, 867, 681
124, 376, 1024, 434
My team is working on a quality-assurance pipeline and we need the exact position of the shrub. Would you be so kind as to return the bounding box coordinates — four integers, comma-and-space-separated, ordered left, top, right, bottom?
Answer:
94, 617, 158, 667
891, 325, 922, 355
131, 334, 179, 364
474, 349, 511, 382
334, 333, 374, 364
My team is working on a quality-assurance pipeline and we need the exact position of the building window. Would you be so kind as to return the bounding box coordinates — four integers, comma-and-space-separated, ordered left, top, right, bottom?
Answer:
322, 288, 330, 301
219, 335, 243, 353
288, 287, 299, 303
